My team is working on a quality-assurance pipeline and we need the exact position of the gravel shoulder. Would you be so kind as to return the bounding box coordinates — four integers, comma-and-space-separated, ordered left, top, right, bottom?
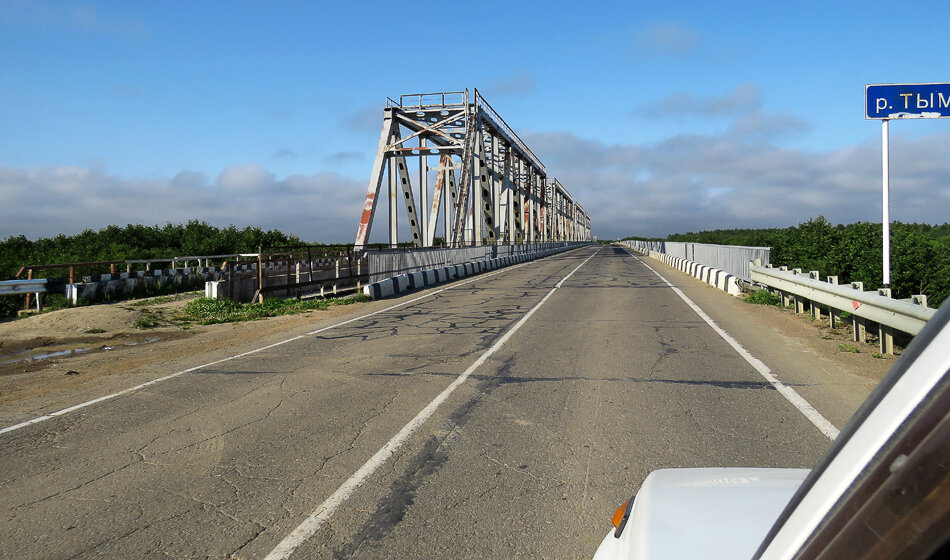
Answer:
0, 293, 373, 410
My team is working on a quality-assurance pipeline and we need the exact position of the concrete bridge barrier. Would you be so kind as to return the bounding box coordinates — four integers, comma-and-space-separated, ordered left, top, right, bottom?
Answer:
362, 243, 589, 299
619, 242, 742, 296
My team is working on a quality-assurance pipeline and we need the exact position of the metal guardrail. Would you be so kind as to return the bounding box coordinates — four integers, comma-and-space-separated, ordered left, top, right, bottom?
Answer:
0, 279, 48, 311
750, 263, 935, 353
0, 279, 48, 295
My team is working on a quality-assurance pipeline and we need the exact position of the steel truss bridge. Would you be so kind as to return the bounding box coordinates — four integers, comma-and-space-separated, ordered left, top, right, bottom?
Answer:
355, 89, 591, 248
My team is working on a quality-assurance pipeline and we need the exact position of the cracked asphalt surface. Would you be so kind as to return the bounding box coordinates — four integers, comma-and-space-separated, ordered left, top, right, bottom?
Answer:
0, 245, 877, 559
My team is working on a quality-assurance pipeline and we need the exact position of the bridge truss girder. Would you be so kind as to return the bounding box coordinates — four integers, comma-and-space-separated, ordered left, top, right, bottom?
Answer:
355, 89, 591, 248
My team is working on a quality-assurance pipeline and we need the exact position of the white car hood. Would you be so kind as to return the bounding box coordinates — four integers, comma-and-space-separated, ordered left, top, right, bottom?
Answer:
593, 468, 810, 560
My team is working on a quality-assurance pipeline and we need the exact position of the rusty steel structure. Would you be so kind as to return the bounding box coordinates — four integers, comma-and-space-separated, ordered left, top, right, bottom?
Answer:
355, 89, 591, 248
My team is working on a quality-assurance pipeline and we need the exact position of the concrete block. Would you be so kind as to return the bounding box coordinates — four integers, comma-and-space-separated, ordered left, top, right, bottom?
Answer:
408, 272, 424, 289
394, 275, 409, 293
66, 284, 80, 304
377, 279, 396, 299
423, 270, 437, 285
205, 280, 224, 300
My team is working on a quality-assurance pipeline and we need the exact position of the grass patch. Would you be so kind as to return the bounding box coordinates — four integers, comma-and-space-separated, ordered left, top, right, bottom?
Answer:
133, 310, 160, 329
127, 293, 199, 307
837, 343, 859, 353
83, 328, 107, 334
871, 352, 885, 359
184, 294, 371, 325
744, 289, 781, 306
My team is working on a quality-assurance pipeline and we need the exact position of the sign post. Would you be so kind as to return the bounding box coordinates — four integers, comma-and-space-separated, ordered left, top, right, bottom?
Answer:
865, 82, 950, 288
881, 118, 890, 286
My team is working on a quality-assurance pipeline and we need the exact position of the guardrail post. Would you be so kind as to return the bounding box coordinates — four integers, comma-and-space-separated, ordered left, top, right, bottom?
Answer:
24, 269, 33, 310
877, 288, 895, 354
791, 270, 804, 314
808, 271, 821, 320
285, 257, 292, 298
850, 282, 866, 342
227, 262, 234, 301
827, 276, 840, 328
775, 267, 790, 308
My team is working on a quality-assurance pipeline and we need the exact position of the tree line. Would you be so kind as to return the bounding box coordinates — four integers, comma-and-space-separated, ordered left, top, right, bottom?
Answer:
624, 217, 950, 308
0, 221, 305, 319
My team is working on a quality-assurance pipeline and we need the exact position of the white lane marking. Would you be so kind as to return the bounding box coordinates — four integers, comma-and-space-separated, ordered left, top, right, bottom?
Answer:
1, 252, 579, 437
262, 247, 601, 560
630, 252, 839, 441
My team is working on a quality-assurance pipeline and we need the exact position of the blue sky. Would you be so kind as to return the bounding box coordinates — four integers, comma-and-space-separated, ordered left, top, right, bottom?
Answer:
1, 0, 948, 242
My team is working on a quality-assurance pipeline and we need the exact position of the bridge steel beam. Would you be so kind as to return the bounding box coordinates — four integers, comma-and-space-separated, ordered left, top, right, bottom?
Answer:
354, 89, 590, 249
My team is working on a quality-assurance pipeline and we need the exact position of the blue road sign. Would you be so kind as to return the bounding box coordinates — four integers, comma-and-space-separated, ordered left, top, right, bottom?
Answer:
866, 83, 950, 119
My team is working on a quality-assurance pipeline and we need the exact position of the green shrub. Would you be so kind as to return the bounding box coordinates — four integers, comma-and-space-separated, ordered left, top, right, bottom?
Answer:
656, 217, 949, 307
183, 294, 370, 325
745, 289, 781, 306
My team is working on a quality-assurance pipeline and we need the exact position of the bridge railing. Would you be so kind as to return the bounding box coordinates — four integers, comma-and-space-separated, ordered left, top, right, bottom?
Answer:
621, 240, 769, 282
750, 263, 935, 354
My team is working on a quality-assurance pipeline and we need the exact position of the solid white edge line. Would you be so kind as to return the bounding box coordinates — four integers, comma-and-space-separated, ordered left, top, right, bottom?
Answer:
627, 250, 839, 441
261, 247, 601, 560
1, 251, 581, 437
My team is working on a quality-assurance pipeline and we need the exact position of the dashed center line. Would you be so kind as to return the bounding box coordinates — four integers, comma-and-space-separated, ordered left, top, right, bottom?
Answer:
261, 246, 601, 560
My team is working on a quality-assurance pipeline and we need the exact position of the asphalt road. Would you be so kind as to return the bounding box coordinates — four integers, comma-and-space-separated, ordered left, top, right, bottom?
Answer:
0, 245, 874, 559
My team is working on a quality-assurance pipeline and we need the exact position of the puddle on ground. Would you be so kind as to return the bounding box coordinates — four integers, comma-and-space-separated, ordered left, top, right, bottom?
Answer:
100, 338, 160, 351
0, 337, 161, 366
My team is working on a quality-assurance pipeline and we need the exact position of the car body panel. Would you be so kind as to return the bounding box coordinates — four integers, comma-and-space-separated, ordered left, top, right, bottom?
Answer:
593, 468, 809, 560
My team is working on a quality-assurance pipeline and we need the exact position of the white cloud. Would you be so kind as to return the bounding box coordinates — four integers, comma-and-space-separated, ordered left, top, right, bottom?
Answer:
525, 126, 950, 239
0, 0, 146, 37
342, 105, 384, 135
217, 163, 275, 193
483, 71, 536, 97
631, 22, 701, 56
636, 83, 761, 118
4, 122, 947, 246
0, 164, 365, 243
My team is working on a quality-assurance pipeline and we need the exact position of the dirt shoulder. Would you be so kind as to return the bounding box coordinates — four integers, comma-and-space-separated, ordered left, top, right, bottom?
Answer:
642, 255, 895, 382
0, 293, 374, 410
731, 293, 896, 381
